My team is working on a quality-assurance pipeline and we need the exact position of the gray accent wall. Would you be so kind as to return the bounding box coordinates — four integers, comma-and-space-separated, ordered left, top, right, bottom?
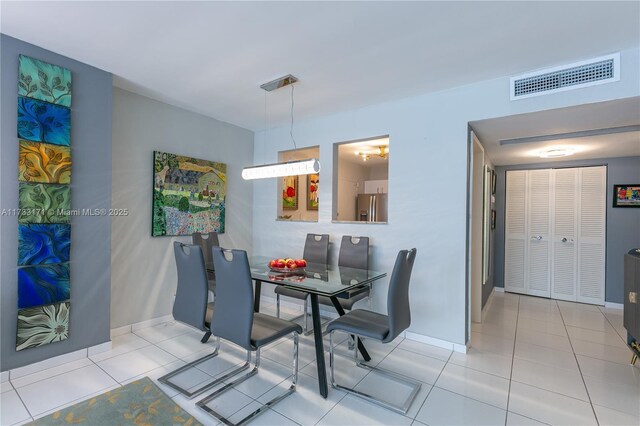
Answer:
1, 35, 113, 371
110, 88, 254, 328
494, 157, 640, 304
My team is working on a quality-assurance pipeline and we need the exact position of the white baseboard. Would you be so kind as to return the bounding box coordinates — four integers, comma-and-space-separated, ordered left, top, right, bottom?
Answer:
87, 341, 112, 357
1, 371, 8, 383
604, 301, 624, 309
131, 314, 174, 331
494, 287, 505, 293
481, 287, 496, 322
405, 331, 468, 353
7, 340, 110, 380
110, 324, 132, 338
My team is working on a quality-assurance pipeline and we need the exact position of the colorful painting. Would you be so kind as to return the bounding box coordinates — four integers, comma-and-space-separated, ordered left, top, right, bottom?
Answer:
18, 224, 71, 265
613, 184, 640, 207
18, 97, 70, 146
18, 182, 71, 224
307, 173, 319, 210
18, 263, 70, 309
18, 55, 72, 106
282, 176, 298, 210
19, 140, 71, 184
16, 301, 70, 351
152, 151, 227, 236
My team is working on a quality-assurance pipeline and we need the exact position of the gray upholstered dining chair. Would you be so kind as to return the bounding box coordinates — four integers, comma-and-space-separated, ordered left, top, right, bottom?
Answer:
197, 247, 302, 425
192, 231, 219, 290
158, 242, 225, 398
318, 236, 370, 311
274, 233, 329, 333
326, 248, 419, 414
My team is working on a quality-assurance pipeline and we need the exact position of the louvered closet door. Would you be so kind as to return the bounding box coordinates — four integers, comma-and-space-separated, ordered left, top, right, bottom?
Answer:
577, 166, 606, 305
551, 168, 578, 301
505, 171, 527, 294
526, 169, 552, 297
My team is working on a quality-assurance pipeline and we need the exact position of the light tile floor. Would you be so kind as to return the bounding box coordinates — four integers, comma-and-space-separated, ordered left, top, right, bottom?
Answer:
1, 294, 639, 426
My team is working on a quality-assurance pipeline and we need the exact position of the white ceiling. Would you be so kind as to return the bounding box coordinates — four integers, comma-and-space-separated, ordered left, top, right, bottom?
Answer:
471, 97, 640, 165
2, 1, 639, 131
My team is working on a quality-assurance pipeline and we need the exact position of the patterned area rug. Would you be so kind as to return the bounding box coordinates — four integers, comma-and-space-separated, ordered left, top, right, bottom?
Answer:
30, 377, 202, 425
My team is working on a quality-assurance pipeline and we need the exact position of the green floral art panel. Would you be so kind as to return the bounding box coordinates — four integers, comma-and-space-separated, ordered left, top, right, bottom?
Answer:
18, 182, 71, 224
18, 55, 72, 107
17, 301, 70, 351
153, 151, 226, 236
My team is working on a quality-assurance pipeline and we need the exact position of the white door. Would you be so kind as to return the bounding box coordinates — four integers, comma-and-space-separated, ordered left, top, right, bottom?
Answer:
551, 168, 578, 301
577, 166, 606, 305
526, 169, 552, 297
505, 166, 606, 304
505, 170, 527, 294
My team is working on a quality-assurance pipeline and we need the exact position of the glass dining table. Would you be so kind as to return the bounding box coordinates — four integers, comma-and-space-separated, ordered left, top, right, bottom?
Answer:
213, 256, 387, 398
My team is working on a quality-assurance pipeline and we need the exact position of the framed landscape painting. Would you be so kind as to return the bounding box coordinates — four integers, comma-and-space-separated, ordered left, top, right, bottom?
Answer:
152, 151, 226, 236
613, 184, 640, 207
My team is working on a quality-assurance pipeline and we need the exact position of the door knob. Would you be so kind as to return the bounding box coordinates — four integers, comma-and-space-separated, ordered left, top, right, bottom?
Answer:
561, 237, 567, 243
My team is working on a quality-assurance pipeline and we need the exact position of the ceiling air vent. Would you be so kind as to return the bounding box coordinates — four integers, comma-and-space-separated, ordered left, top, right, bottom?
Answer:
510, 53, 620, 100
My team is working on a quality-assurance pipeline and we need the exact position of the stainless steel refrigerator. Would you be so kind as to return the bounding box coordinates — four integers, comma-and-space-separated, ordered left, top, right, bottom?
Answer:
357, 193, 388, 223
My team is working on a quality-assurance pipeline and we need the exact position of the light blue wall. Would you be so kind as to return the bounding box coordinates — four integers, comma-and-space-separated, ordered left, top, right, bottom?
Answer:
252, 47, 640, 346
494, 157, 640, 304
1, 35, 113, 371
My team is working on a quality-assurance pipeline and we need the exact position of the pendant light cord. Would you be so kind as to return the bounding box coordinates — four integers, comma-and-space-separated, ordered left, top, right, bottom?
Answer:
290, 84, 297, 150
263, 90, 267, 165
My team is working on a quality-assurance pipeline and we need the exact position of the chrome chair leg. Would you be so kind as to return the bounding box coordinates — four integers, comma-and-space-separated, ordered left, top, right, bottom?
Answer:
159, 336, 250, 399
276, 294, 281, 318
197, 333, 300, 426
329, 331, 421, 415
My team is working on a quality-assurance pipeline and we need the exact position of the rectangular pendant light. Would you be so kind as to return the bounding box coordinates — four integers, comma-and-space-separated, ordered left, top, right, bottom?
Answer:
242, 158, 320, 180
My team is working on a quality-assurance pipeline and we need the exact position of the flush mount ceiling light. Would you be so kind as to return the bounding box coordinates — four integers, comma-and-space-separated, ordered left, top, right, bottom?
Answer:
539, 148, 575, 158
356, 146, 389, 162
242, 75, 320, 180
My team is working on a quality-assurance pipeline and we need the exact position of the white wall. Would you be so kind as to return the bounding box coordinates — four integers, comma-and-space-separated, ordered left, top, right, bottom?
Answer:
253, 47, 640, 346
111, 88, 254, 328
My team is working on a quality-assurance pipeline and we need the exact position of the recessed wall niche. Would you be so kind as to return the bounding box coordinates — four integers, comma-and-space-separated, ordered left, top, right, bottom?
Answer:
277, 146, 319, 222
333, 136, 389, 223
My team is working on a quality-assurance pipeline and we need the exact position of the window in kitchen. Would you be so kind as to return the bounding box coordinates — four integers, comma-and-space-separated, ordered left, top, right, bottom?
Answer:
332, 136, 389, 223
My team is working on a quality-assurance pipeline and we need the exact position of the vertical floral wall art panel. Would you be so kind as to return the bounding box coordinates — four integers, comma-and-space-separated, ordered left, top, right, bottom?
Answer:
18, 55, 72, 106
16, 302, 70, 351
16, 55, 72, 351
19, 140, 71, 184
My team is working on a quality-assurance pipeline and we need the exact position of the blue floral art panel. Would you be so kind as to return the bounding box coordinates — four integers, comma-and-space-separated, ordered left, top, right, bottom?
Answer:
18, 224, 71, 266
18, 55, 72, 107
18, 263, 70, 309
18, 97, 70, 146
17, 302, 70, 351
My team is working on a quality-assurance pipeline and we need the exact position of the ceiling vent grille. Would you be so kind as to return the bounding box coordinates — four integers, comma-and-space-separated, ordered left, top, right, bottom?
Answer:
510, 53, 620, 100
